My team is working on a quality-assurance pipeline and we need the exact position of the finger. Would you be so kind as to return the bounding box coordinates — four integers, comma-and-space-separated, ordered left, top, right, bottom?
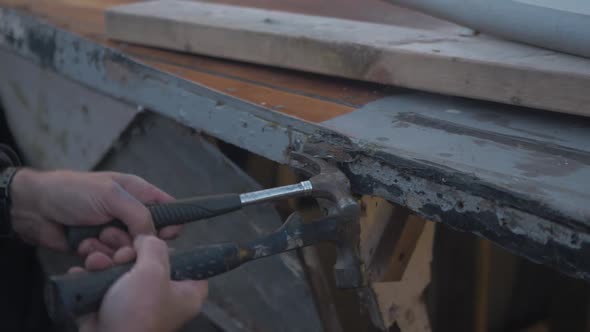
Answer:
78, 238, 115, 257
68, 266, 86, 274
84, 252, 114, 271
113, 246, 136, 265
134, 235, 170, 273
112, 173, 175, 204
22, 221, 68, 252
102, 183, 155, 237
99, 227, 132, 250
158, 225, 183, 240
172, 280, 208, 316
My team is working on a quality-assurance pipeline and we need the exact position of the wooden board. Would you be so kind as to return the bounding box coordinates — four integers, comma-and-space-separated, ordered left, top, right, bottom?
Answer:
105, 1, 590, 117
359, 196, 433, 331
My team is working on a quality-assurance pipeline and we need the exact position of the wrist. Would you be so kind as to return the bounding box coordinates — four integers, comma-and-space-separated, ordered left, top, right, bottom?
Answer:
0, 167, 20, 237
10, 168, 45, 239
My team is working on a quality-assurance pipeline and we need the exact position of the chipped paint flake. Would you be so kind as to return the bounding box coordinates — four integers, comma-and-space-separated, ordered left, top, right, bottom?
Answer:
285, 232, 304, 250
0, 8, 25, 46
252, 244, 271, 258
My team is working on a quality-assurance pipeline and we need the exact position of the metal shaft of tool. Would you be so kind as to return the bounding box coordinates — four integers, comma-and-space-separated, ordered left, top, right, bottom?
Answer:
239, 180, 313, 205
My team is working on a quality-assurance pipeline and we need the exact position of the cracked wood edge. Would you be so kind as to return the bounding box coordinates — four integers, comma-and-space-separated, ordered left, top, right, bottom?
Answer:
359, 196, 433, 331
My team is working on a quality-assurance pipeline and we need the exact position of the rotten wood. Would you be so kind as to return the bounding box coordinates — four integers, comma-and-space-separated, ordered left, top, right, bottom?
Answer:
360, 197, 426, 282
359, 196, 432, 331
106, 0, 590, 117
370, 222, 434, 331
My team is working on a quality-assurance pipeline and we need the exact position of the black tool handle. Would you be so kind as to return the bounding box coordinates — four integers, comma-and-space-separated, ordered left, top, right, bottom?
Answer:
65, 194, 242, 249
46, 242, 245, 322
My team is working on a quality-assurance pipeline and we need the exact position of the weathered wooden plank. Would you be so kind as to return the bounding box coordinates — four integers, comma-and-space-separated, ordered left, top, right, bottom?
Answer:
106, 1, 590, 117
360, 202, 434, 331
360, 196, 426, 283
358, 196, 432, 331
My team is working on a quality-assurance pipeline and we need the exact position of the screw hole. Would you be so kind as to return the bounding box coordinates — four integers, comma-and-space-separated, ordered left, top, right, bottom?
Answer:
457, 201, 464, 209
75, 294, 82, 303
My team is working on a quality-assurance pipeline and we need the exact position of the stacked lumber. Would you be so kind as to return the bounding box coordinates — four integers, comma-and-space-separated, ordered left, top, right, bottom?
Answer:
105, 1, 590, 117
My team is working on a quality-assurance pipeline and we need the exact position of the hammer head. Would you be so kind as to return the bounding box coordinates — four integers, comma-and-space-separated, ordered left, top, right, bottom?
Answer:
289, 152, 363, 288
290, 152, 358, 217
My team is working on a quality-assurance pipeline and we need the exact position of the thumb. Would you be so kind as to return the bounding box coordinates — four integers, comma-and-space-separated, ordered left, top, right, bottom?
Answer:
133, 235, 170, 273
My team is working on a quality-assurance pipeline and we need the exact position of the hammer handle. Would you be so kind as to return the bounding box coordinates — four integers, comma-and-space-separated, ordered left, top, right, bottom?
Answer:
46, 242, 244, 322
65, 194, 242, 250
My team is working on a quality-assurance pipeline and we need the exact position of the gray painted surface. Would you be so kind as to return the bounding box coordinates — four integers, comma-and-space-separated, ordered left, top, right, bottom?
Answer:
0, 51, 137, 170
322, 93, 590, 226
0, 7, 308, 164
387, 0, 590, 58
2, 8, 590, 280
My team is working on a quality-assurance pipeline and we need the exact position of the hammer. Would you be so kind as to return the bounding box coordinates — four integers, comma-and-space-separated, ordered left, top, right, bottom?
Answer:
46, 153, 362, 322
66, 159, 315, 250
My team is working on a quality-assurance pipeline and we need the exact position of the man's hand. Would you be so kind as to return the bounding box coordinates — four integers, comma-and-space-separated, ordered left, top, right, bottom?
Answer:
9, 169, 181, 253
71, 236, 208, 332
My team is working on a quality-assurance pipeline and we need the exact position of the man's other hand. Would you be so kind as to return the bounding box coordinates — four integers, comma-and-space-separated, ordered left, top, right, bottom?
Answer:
72, 235, 208, 332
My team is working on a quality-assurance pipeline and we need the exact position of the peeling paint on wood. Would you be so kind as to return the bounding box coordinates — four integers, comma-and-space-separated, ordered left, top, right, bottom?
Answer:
0, 50, 137, 169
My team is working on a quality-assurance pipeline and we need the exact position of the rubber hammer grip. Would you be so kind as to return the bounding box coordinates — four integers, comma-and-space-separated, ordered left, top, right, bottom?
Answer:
65, 194, 242, 250
46, 242, 243, 322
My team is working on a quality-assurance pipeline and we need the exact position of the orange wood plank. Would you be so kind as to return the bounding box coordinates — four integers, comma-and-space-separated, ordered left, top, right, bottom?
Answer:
121, 45, 389, 107
146, 60, 354, 122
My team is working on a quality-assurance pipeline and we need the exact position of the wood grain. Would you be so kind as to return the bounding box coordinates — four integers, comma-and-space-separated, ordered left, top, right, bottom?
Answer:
145, 60, 354, 122
106, 1, 590, 117
370, 222, 434, 331
359, 197, 433, 330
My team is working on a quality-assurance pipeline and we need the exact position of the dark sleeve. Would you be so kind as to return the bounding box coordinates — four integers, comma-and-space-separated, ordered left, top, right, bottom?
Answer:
0, 143, 20, 168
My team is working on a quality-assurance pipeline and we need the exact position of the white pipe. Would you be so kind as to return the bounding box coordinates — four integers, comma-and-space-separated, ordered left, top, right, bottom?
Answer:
386, 0, 590, 58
